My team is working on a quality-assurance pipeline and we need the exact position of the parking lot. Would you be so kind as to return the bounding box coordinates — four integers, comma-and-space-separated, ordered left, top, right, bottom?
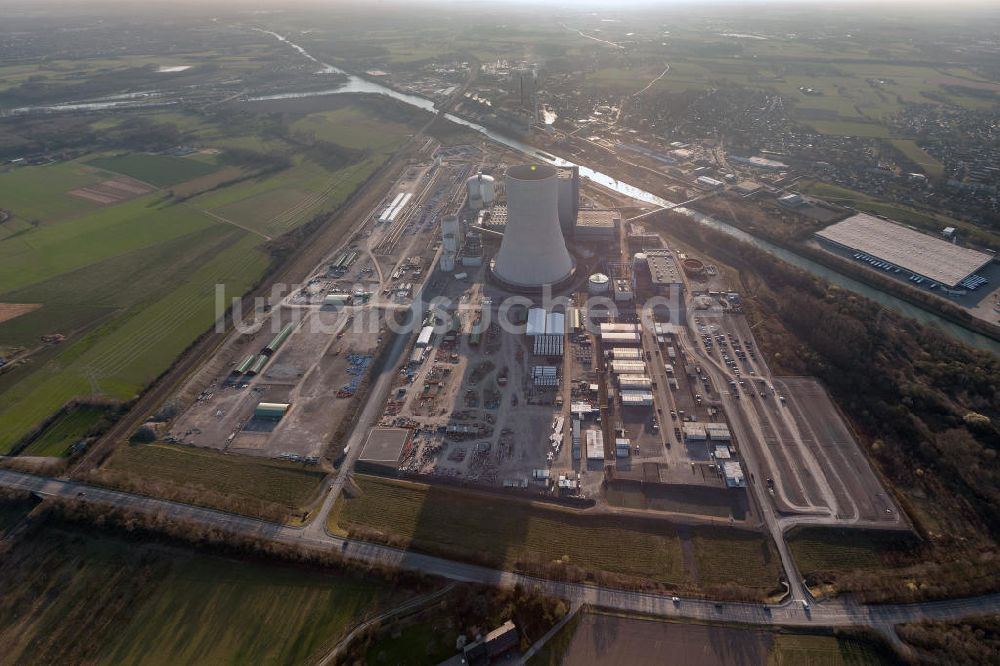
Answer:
687, 312, 901, 527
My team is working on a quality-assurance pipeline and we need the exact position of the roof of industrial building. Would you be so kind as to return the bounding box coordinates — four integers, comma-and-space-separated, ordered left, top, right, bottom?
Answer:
533, 334, 564, 357
815, 213, 994, 287
576, 209, 620, 228
600, 323, 640, 333
644, 249, 683, 286
586, 430, 604, 460
601, 332, 641, 345
723, 461, 746, 488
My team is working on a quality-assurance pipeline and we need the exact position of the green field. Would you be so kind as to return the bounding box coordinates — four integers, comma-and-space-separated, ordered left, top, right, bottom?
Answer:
291, 107, 415, 153
0, 160, 107, 222
0, 94, 418, 454
366, 621, 457, 665
19, 404, 110, 457
0, 526, 400, 666
0, 226, 267, 452
89, 153, 218, 187
191, 156, 384, 237
332, 476, 780, 593
102, 442, 328, 511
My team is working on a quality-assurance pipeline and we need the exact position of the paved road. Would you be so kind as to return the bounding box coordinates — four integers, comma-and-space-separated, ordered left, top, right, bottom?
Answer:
4, 468, 999, 637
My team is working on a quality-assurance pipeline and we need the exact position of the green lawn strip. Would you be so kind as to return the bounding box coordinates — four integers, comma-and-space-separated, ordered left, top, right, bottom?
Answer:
19, 404, 110, 457
333, 476, 787, 589
104, 443, 326, 510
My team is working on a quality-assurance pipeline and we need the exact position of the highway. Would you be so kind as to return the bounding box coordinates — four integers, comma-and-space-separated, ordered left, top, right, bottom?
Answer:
3, 467, 999, 644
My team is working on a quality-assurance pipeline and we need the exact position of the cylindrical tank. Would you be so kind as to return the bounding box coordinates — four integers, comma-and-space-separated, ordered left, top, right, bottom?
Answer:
479, 174, 496, 205
682, 257, 706, 277
440, 252, 455, 272
441, 215, 460, 253
492, 165, 574, 289
466, 175, 485, 209
588, 272, 610, 294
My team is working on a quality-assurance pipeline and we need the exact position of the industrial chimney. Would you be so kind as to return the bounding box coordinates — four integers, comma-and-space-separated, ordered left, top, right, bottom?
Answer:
492, 164, 574, 289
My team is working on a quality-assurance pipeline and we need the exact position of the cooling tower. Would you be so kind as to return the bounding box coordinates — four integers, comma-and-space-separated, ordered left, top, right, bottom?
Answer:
492, 164, 574, 289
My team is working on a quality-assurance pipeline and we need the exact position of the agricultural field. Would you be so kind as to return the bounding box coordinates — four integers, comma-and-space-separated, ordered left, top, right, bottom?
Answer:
768, 634, 889, 666
0, 525, 404, 666
787, 527, 917, 577
99, 442, 328, 513
0, 499, 36, 537
188, 155, 384, 239
290, 106, 416, 153
527, 611, 889, 666
89, 153, 218, 187
0, 94, 415, 453
331, 475, 780, 593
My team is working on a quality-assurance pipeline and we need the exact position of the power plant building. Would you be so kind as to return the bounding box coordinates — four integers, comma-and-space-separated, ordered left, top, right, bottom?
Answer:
557, 166, 580, 237
492, 164, 575, 290
575, 209, 619, 240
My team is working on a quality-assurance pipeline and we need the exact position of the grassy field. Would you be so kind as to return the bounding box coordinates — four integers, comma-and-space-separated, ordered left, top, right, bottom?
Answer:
0, 227, 267, 452
191, 156, 384, 238
291, 107, 415, 153
0, 94, 412, 454
693, 530, 782, 591
332, 476, 779, 592
787, 527, 917, 576
90, 153, 218, 187
528, 611, 888, 666
102, 443, 327, 510
19, 404, 110, 457
0, 526, 400, 666
0, 159, 107, 222
366, 621, 457, 666
888, 139, 944, 178
0, 194, 218, 293
768, 634, 887, 666
332, 476, 687, 584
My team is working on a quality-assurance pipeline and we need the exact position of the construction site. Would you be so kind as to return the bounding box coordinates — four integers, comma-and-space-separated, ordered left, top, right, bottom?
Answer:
345, 158, 905, 534
155, 134, 904, 530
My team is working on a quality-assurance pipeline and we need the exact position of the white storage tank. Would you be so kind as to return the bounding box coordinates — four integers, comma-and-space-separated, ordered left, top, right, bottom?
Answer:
466, 173, 495, 210
588, 272, 610, 294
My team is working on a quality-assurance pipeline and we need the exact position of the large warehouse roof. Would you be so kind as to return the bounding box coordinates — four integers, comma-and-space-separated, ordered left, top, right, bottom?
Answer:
815, 213, 993, 288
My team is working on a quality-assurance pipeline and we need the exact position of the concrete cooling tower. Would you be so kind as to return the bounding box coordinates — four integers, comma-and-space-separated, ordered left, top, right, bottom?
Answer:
492, 164, 574, 290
